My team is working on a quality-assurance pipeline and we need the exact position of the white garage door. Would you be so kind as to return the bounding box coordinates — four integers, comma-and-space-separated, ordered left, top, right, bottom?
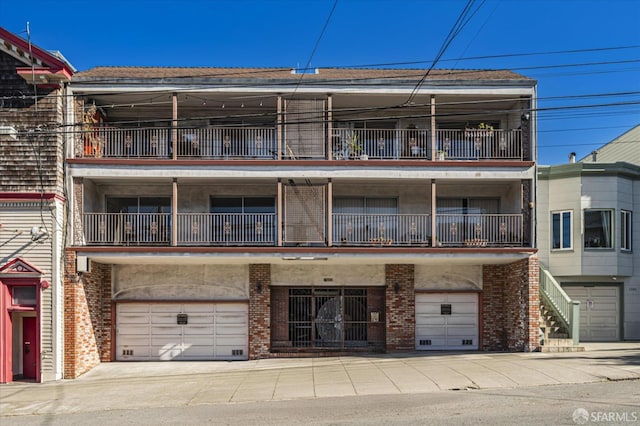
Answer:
416, 293, 478, 350
116, 303, 248, 361
563, 286, 620, 341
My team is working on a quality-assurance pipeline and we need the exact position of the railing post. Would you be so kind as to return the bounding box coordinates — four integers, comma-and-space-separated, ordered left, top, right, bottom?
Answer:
571, 301, 581, 346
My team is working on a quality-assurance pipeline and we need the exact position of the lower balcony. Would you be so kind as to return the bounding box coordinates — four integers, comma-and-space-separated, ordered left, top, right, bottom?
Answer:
82, 212, 524, 248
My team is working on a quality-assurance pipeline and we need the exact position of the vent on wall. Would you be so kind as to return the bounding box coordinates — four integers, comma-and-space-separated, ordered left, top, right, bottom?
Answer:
462, 339, 473, 346
232, 349, 243, 356
122, 349, 134, 356
419, 339, 432, 346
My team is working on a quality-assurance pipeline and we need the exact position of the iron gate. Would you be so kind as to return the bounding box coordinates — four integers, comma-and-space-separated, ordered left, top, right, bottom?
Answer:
272, 287, 385, 350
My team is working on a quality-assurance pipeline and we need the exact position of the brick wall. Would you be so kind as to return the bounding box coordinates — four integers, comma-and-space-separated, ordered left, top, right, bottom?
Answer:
249, 264, 271, 359
385, 264, 415, 351
64, 251, 112, 379
482, 256, 540, 352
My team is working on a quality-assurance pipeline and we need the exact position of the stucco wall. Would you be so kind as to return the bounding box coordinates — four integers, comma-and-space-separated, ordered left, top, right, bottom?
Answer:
414, 264, 482, 290
113, 264, 249, 300
270, 264, 385, 287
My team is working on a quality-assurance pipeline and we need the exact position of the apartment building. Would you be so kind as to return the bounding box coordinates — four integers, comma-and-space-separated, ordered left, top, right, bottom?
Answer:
538, 125, 640, 342
0, 27, 74, 383
64, 66, 539, 377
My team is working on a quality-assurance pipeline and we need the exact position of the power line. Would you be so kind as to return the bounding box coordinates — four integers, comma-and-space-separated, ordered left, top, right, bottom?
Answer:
406, 0, 479, 105
289, 0, 339, 99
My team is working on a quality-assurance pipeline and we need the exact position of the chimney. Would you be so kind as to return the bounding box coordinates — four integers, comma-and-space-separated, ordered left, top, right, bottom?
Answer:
591, 151, 598, 162
569, 152, 576, 163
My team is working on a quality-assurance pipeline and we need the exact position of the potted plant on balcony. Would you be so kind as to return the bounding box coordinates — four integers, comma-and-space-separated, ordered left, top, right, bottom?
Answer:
465, 122, 494, 139
343, 131, 366, 160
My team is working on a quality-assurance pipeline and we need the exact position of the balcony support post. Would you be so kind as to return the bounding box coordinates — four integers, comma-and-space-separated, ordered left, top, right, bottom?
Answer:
327, 94, 333, 160
172, 178, 178, 246
277, 96, 283, 161
430, 95, 436, 160
327, 179, 333, 246
172, 93, 178, 160
431, 179, 437, 247
277, 178, 283, 246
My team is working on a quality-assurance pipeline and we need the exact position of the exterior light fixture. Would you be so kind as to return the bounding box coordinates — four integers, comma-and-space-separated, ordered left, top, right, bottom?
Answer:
393, 282, 400, 293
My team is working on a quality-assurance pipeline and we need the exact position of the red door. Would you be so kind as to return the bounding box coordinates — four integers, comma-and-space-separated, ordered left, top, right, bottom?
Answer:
22, 317, 37, 380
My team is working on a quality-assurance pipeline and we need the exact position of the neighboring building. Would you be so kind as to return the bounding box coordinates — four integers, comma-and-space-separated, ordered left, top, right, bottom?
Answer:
538, 125, 640, 342
63, 66, 540, 377
0, 28, 75, 383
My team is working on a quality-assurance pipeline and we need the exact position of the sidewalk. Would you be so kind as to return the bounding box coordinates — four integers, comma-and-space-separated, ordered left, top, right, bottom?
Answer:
1, 343, 638, 417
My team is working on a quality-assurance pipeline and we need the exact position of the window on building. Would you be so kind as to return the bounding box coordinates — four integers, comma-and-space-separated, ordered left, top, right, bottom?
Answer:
210, 197, 276, 244
106, 197, 172, 244
621, 210, 632, 252
552, 211, 572, 250
12, 286, 37, 306
584, 209, 613, 248
333, 198, 398, 244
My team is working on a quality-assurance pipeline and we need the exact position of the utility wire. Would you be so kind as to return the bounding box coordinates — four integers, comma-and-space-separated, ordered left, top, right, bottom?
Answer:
406, 0, 480, 105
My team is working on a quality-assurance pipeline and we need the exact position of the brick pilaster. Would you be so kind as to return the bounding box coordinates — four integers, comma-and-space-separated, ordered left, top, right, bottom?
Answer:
249, 264, 271, 359
385, 264, 415, 351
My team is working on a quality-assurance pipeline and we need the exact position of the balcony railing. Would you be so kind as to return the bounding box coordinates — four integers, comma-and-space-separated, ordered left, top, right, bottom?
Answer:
177, 213, 276, 245
436, 214, 523, 247
83, 212, 523, 247
333, 214, 432, 246
79, 126, 523, 161
84, 212, 172, 245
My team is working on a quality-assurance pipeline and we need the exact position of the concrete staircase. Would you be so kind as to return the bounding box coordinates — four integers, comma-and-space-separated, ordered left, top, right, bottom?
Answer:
539, 302, 584, 352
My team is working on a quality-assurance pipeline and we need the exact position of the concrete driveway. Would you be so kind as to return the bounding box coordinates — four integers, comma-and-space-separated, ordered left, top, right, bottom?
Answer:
1, 343, 638, 417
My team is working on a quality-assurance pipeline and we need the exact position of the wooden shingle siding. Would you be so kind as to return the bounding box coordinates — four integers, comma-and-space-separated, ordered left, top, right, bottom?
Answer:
0, 50, 64, 195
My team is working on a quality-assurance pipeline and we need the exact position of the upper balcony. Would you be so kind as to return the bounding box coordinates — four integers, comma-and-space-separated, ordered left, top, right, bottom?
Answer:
71, 67, 535, 165
77, 126, 524, 161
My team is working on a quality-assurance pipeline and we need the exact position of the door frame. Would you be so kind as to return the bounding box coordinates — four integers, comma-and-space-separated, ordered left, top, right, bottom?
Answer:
1, 279, 41, 383
0, 258, 43, 383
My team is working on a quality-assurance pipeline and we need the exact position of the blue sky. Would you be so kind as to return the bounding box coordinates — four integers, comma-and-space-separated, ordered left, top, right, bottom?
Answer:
2, 0, 639, 165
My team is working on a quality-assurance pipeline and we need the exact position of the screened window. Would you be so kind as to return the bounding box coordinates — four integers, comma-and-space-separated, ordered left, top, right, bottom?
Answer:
552, 211, 572, 250
621, 210, 632, 252
584, 209, 613, 248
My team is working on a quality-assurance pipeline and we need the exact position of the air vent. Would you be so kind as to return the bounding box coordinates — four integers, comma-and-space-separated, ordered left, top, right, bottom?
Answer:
122, 349, 133, 356
419, 339, 432, 346
232, 349, 243, 356
462, 339, 473, 346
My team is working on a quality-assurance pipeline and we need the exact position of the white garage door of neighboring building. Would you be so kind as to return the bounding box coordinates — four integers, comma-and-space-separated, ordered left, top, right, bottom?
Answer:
563, 286, 620, 341
116, 303, 248, 361
416, 293, 479, 350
